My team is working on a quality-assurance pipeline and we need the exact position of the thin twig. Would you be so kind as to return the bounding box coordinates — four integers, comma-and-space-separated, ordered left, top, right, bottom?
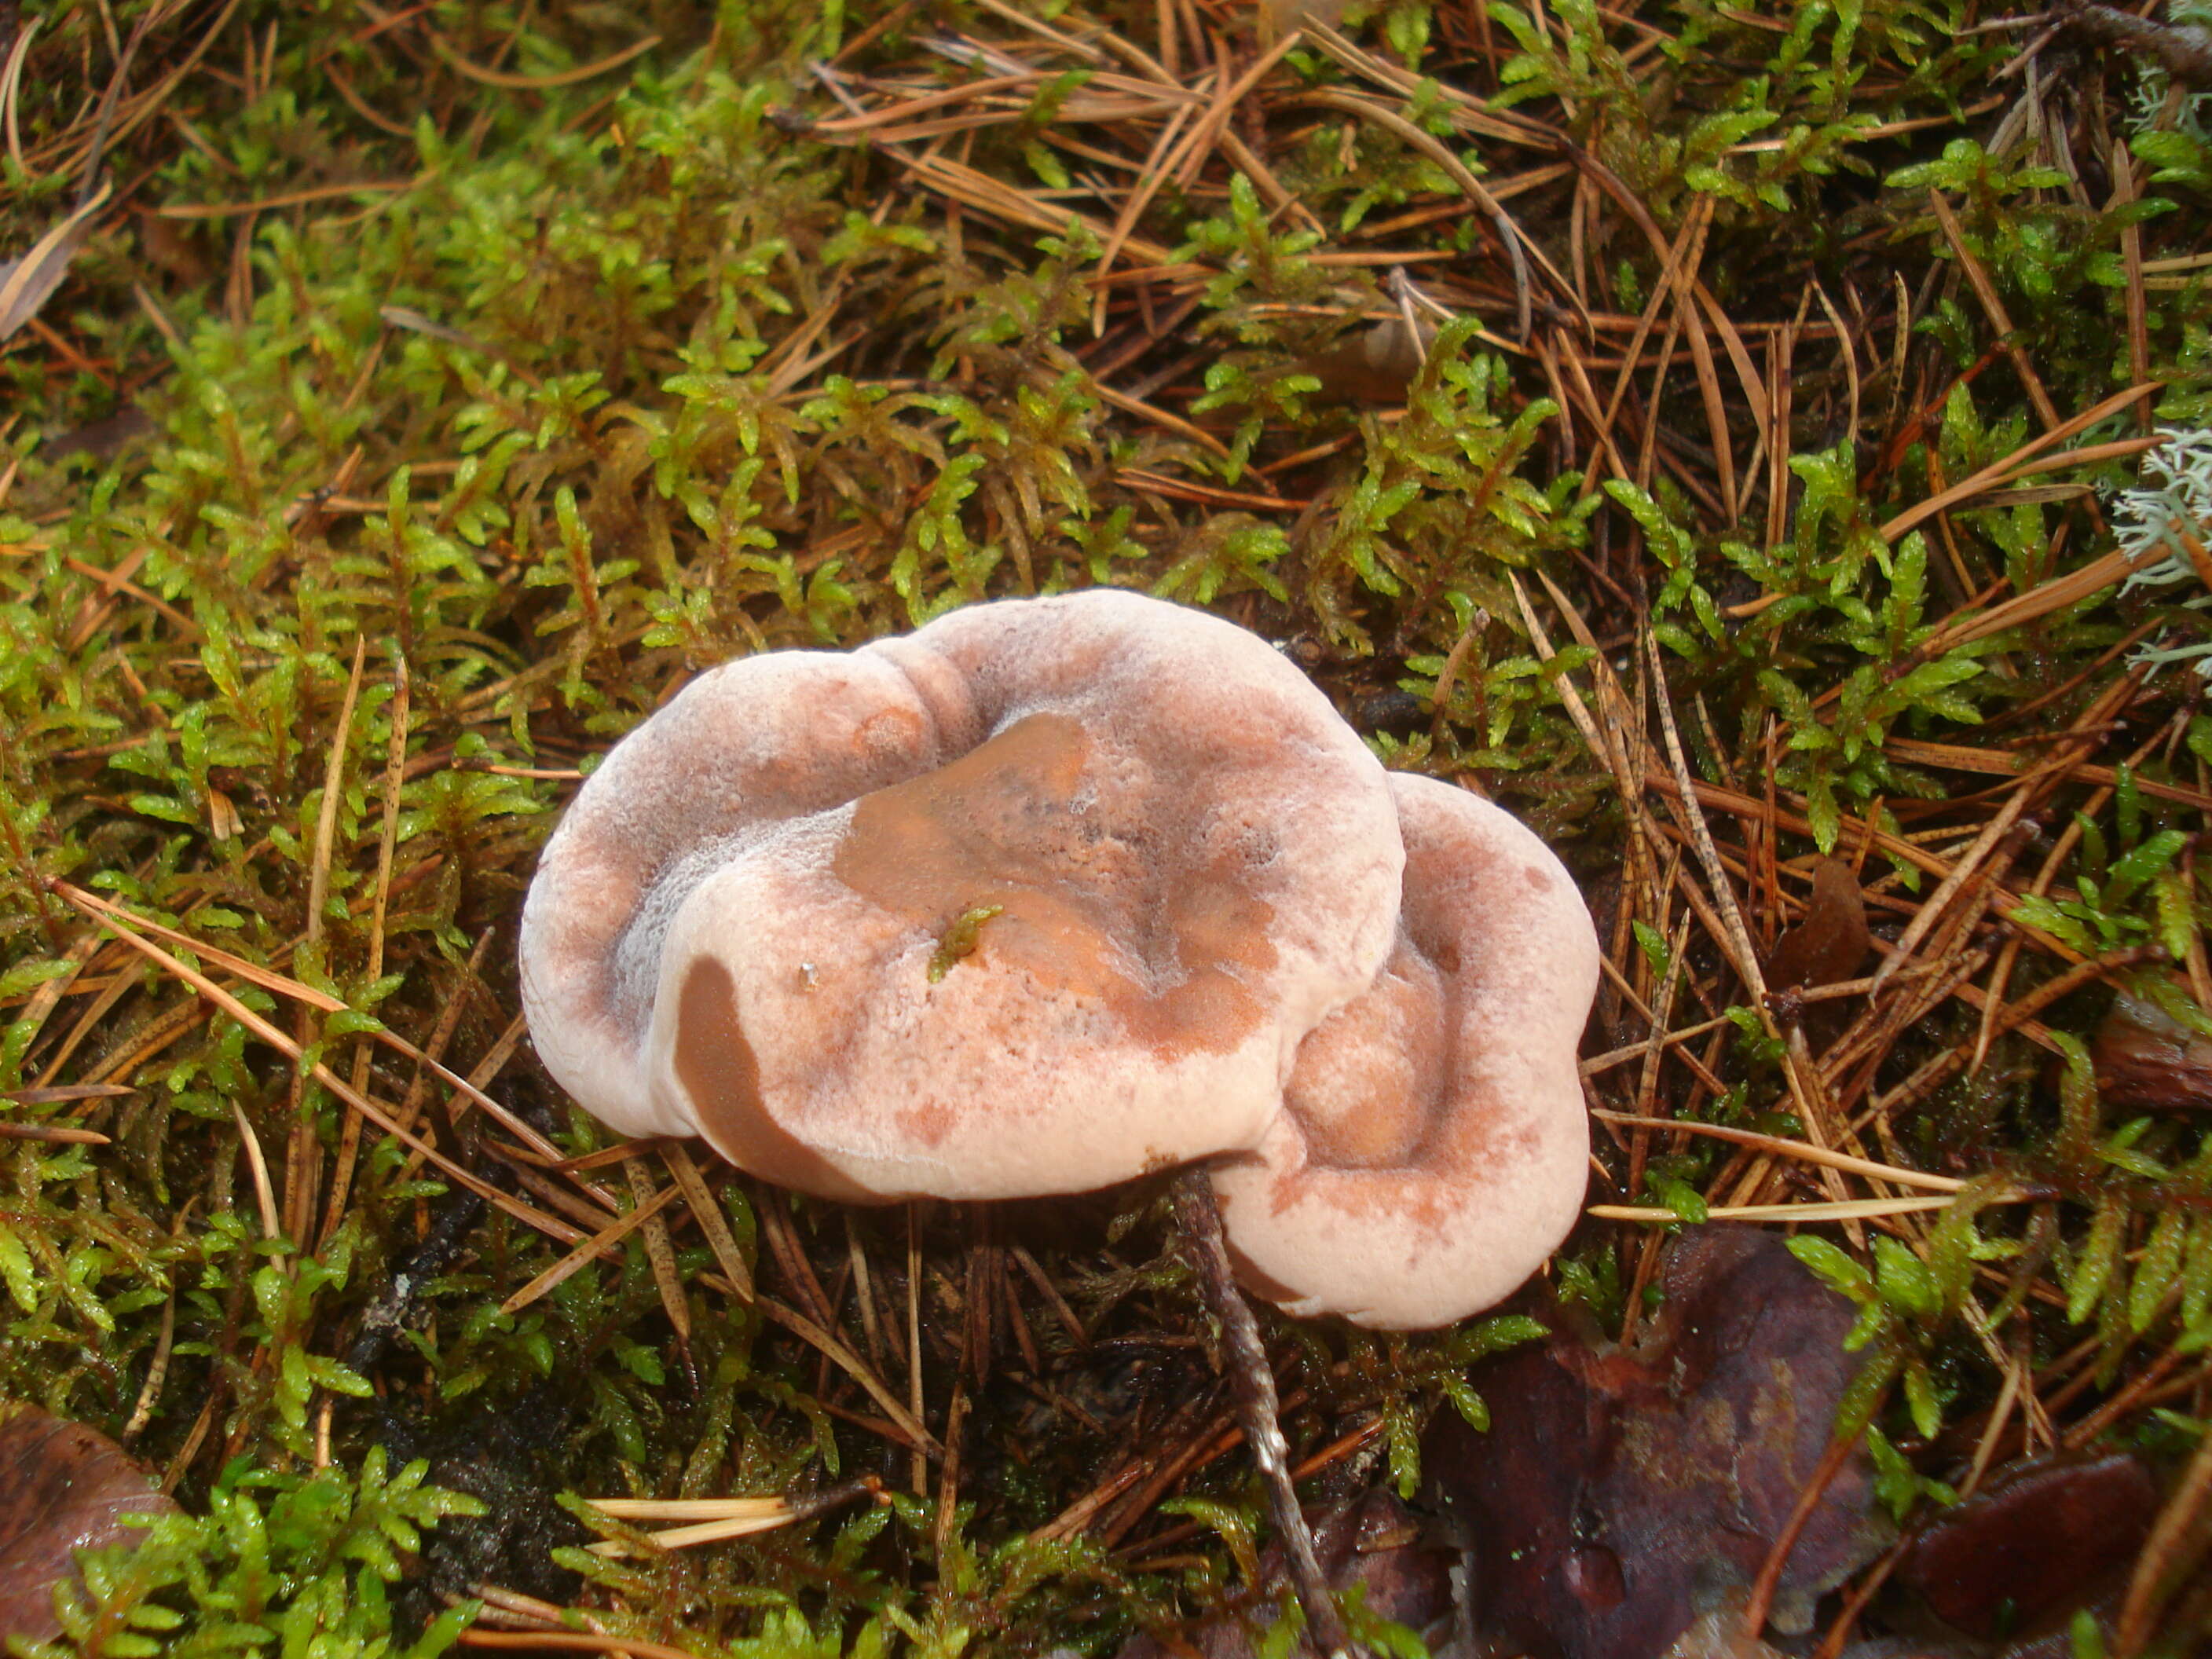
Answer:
1172, 1170, 1355, 1659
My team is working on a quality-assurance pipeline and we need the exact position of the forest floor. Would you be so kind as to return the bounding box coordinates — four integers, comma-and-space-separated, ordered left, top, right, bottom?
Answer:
3, 0, 2212, 1654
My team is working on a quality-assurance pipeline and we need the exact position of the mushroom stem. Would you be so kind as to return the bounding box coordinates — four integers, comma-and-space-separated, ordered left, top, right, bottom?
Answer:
1171, 1168, 1357, 1659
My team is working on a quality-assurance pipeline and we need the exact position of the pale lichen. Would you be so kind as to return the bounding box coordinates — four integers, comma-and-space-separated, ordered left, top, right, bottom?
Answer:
2115, 428, 2212, 678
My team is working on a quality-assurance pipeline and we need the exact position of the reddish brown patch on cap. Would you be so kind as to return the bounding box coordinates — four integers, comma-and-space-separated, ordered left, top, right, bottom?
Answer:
852, 705, 928, 761
896, 1096, 957, 1147
678, 958, 873, 1201
833, 712, 1277, 1057
1283, 943, 1448, 1171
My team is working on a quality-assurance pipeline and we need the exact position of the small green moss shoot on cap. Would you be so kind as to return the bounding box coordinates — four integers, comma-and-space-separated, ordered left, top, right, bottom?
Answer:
927, 904, 1004, 983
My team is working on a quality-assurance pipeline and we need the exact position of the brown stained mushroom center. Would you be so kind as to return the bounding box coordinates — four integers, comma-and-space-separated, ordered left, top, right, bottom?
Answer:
1283, 942, 1448, 1169
831, 711, 1278, 1057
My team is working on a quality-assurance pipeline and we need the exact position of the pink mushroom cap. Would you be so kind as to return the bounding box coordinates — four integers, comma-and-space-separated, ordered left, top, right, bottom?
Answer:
518, 590, 1404, 1203
519, 590, 1600, 1329
1210, 774, 1599, 1328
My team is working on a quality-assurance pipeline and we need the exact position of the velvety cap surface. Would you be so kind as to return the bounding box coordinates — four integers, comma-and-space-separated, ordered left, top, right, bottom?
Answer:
1209, 773, 1599, 1328
519, 590, 1404, 1200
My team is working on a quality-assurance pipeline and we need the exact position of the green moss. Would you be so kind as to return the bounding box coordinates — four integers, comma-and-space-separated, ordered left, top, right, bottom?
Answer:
928, 906, 1005, 985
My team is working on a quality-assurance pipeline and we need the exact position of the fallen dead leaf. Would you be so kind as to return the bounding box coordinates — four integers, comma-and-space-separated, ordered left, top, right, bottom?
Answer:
41, 404, 156, 465
1767, 857, 1873, 995
1299, 315, 1433, 405
0, 182, 114, 342
1258, 0, 1352, 44
0, 1403, 178, 1643
1114, 1490, 1452, 1659
1658, 1608, 1789, 1659
2092, 982, 2212, 1111
1895, 1451, 2158, 1643
1423, 1228, 1891, 1659
134, 206, 212, 286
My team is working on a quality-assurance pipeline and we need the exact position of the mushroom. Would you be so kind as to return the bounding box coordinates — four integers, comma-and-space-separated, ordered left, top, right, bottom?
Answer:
519, 589, 1407, 1203
518, 588, 1599, 1654
1214, 773, 1599, 1330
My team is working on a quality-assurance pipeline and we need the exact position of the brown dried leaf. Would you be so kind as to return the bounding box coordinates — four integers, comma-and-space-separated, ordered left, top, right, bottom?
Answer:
0, 1404, 178, 1643
0, 183, 112, 342
41, 405, 156, 466
1659, 1609, 1789, 1659
1299, 317, 1432, 405
134, 207, 212, 286
1258, 0, 1352, 44
1896, 1452, 2158, 1641
1424, 1229, 1891, 1659
1767, 857, 1873, 994
1114, 1492, 1452, 1659
2092, 984, 2212, 1111
2055, 5, 2212, 91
